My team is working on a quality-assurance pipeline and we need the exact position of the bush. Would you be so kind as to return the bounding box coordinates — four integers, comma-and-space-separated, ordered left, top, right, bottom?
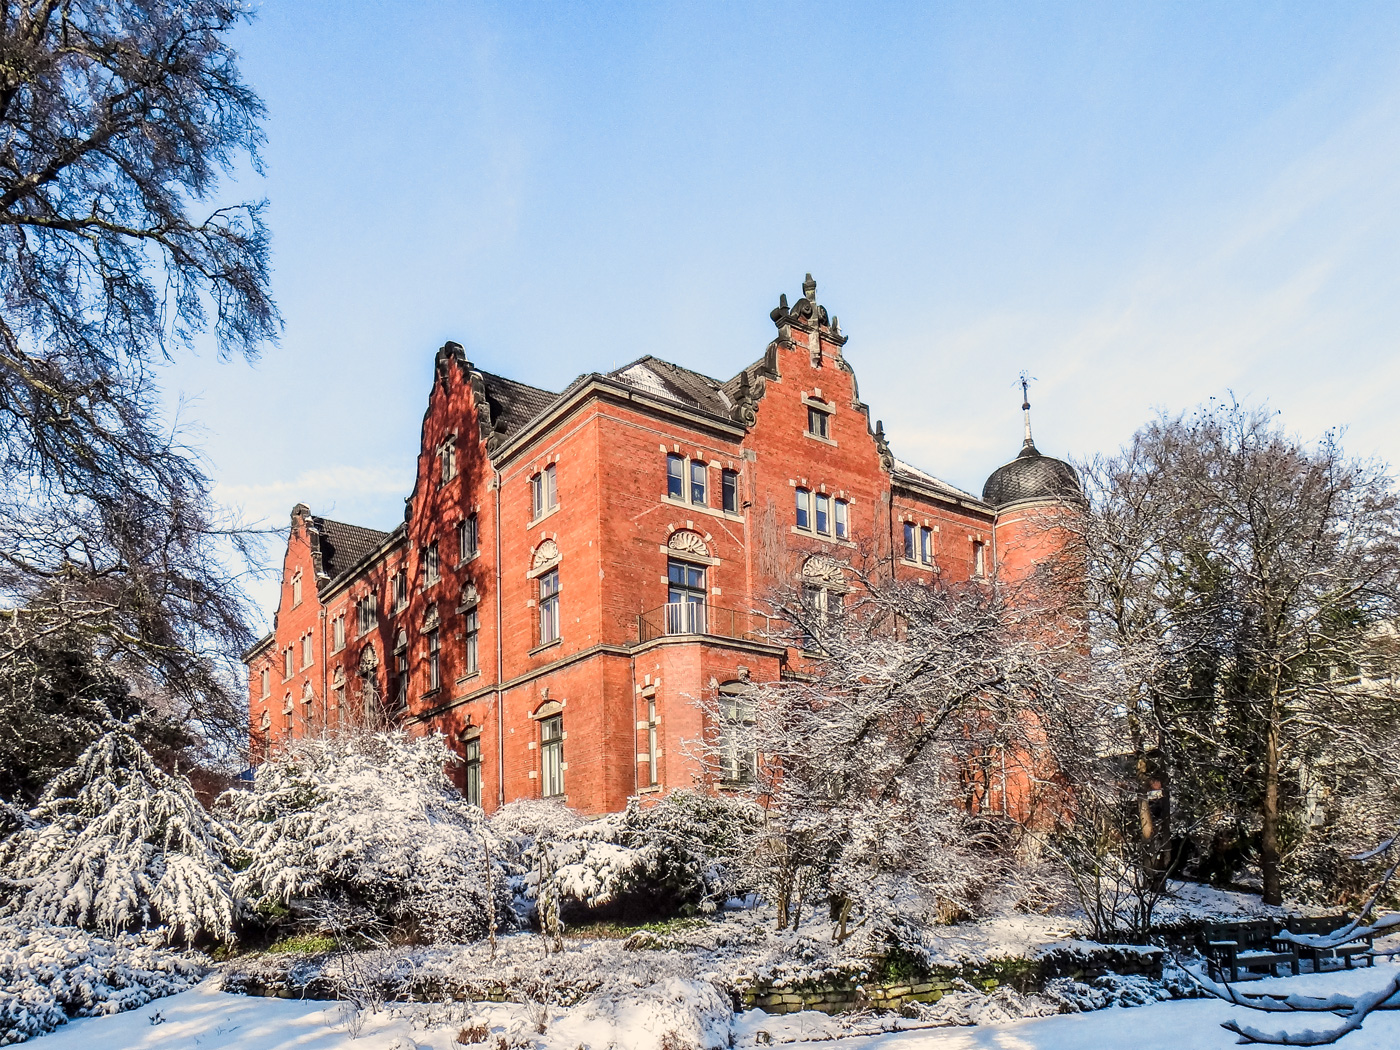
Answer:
223, 731, 510, 944
0, 922, 207, 1045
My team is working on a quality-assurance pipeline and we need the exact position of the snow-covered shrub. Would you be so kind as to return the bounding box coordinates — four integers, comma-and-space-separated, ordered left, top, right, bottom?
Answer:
530, 792, 761, 923
224, 731, 509, 943
0, 729, 239, 945
0, 921, 208, 1045
489, 799, 584, 866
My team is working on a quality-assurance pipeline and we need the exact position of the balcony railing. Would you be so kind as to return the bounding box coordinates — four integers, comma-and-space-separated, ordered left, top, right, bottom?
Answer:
636, 602, 772, 645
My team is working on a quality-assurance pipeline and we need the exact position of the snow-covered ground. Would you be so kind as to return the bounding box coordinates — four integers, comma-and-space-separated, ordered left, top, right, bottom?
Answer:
27, 962, 1400, 1050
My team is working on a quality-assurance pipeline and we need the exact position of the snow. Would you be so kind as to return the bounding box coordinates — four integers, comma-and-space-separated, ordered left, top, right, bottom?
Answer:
24, 964, 1400, 1050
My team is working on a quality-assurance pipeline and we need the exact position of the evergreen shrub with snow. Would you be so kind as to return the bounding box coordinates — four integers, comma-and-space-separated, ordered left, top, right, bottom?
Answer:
520, 791, 762, 924
0, 921, 207, 1045
0, 728, 239, 945
224, 731, 510, 944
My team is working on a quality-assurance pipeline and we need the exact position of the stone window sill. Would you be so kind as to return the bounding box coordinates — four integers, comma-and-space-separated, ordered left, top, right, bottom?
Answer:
528, 505, 560, 529
529, 638, 563, 657
661, 494, 743, 523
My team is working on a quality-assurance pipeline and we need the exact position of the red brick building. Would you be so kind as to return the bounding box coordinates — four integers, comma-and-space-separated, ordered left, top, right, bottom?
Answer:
244, 275, 1081, 814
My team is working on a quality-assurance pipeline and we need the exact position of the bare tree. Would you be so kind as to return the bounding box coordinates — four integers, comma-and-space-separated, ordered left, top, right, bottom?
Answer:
694, 566, 1101, 937
0, 2, 279, 772
1050, 403, 1400, 905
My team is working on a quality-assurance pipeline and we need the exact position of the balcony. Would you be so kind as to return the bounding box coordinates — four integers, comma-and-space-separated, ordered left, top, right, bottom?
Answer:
635, 602, 772, 645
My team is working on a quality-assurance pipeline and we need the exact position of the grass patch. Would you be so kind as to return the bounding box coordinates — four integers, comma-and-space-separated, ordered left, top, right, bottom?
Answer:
266, 933, 337, 955
566, 916, 711, 941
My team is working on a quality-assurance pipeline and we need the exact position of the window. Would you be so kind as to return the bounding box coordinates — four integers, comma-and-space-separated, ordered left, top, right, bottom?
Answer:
458, 515, 478, 561
807, 403, 830, 439
392, 570, 407, 610
690, 459, 707, 505
424, 541, 440, 585
393, 630, 409, 710
666, 454, 684, 500
283, 646, 293, 679
260, 667, 270, 697
427, 627, 441, 691
260, 708, 271, 732
802, 584, 844, 649
530, 464, 558, 520
301, 632, 313, 669
284, 695, 293, 732
718, 685, 756, 784
357, 593, 378, 635
540, 715, 564, 797
903, 522, 916, 561
722, 469, 739, 513
333, 676, 346, 722
974, 540, 986, 578
291, 571, 303, 607
439, 438, 457, 483
538, 568, 561, 645
834, 499, 848, 539
646, 697, 659, 787
464, 606, 479, 675
667, 559, 707, 634
332, 614, 345, 652
795, 487, 811, 530
815, 493, 830, 535
920, 526, 934, 565
464, 738, 482, 806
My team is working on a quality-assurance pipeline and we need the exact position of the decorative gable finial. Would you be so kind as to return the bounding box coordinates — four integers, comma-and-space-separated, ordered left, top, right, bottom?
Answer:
874, 420, 894, 472
803, 273, 816, 301
1018, 371, 1038, 455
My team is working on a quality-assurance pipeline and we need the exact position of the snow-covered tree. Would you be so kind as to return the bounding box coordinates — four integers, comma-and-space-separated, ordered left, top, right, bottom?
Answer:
224, 731, 508, 943
695, 571, 1098, 938
0, 727, 239, 945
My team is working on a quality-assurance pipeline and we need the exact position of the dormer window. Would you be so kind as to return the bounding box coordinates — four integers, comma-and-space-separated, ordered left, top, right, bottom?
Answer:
807, 402, 830, 439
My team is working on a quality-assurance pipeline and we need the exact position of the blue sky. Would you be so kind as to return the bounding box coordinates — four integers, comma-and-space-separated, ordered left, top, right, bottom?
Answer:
165, 2, 1400, 622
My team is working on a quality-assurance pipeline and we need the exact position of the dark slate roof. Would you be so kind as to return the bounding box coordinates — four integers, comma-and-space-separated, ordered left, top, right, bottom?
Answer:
313, 518, 393, 585
981, 442, 1083, 510
608, 356, 739, 419
891, 459, 989, 509
477, 371, 560, 439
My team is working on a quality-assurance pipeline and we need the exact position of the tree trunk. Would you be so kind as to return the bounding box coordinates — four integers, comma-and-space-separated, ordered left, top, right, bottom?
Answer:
1261, 701, 1283, 906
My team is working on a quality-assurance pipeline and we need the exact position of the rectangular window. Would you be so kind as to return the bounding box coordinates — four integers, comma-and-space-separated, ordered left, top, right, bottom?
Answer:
903, 522, 916, 561
440, 440, 456, 483
646, 698, 659, 787
667, 559, 707, 634
291, 572, 303, 607
974, 540, 986, 578
302, 633, 313, 669
920, 526, 934, 565
357, 594, 378, 635
393, 570, 407, 610
722, 469, 739, 513
666, 454, 684, 500
458, 515, 478, 561
690, 459, 707, 505
795, 488, 811, 530
260, 668, 270, 697
531, 464, 558, 519
807, 404, 830, 439
464, 606, 479, 675
834, 499, 848, 539
720, 691, 756, 784
283, 647, 293, 679
815, 493, 830, 535
464, 738, 482, 806
333, 681, 346, 722
332, 614, 345, 652
424, 541, 440, 585
541, 715, 564, 797
427, 628, 440, 691
393, 637, 408, 710
538, 568, 561, 645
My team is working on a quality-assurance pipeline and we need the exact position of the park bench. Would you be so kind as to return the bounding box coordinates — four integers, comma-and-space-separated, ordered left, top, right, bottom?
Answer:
1206, 938, 1300, 982
1276, 917, 1376, 973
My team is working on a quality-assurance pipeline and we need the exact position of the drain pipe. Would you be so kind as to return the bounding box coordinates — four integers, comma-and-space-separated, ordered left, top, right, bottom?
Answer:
494, 467, 506, 808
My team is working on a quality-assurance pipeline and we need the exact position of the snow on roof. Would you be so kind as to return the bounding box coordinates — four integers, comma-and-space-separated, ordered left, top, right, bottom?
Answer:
892, 458, 986, 506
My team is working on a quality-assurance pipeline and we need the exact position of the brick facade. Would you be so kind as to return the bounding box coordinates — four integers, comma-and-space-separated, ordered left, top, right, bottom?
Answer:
244, 276, 1078, 815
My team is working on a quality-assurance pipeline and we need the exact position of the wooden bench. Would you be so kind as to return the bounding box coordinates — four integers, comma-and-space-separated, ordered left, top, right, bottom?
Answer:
1207, 939, 1300, 982
1278, 918, 1376, 973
